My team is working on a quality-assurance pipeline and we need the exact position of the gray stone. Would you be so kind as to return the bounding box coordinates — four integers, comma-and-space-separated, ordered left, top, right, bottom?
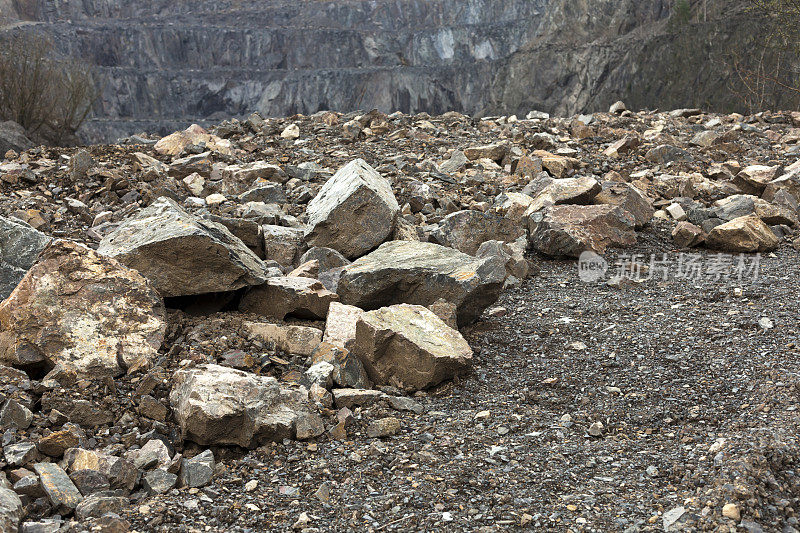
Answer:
262, 224, 306, 267
3, 442, 37, 467
142, 469, 177, 495
130, 439, 170, 471
179, 449, 215, 488
524, 176, 602, 213
239, 183, 287, 204
645, 145, 693, 164
332, 389, 386, 409
170, 364, 323, 447
63, 448, 139, 491
0, 121, 33, 155
98, 197, 269, 297
338, 241, 506, 327
0, 216, 52, 300
305, 159, 400, 259
310, 342, 371, 389
476, 239, 529, 282
0, 399, 33, 430
354, 304, 473, 391
298, 247, 350, 273
69, 469, 110, 495
74, 493, 128, 520
0, 487, 23, 533
593, 181, 654, 228
33, 462, 83, 511
430, 210, 525, 255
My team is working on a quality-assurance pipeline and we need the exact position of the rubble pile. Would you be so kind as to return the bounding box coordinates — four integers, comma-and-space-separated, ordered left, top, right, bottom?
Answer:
1, 104, 800, 531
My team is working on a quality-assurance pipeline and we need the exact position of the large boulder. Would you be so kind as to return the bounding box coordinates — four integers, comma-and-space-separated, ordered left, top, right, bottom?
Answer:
706, 215, 780, 252
154, 124, 233, 156
353, 304, 472, 392
98, 197, 269, 297
430, 210, 525, 255
0, 120, 33, 155
0, 241, 165, 377
524, 176, 602, 213
337, 241, 506, 326
593, 182, 654, 228
0, 487, 23, 533
528, 205, 636, 257
170, 364, 324, 447
304, 159, 399, 259
0, 216, 52, 300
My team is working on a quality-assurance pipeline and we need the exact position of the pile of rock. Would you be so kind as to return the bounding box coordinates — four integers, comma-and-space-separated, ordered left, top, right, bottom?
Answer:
2, 104, 800, 529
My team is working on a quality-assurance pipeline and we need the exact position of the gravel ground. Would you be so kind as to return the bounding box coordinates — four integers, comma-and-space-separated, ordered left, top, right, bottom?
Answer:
122, 221, 800, 532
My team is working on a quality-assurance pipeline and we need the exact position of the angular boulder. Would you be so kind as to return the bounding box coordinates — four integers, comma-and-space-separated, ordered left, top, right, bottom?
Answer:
243, 321, 322, 357
353, 304, 472, 392
593, 182, 654, 228
0, 487, 23, 533
0, 241, 165, 377
430, 210, 525, 255
262, 225, 307, 267
98, 197, 269, 297
304, 159, 399, 259
0, 216, 52, 300
239, 276, 338, 320
706, 215, 780, 252
525, 176, 602, 213
154, 124, 233, 157
528, 205, 636, 257
170, 364, 324, 447
337, 241, 506, 326
0, 120, 33, 155
322, 302, 365, 351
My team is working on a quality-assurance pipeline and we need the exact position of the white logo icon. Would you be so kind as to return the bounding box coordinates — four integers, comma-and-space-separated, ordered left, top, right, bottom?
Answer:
578, 251, 608, 282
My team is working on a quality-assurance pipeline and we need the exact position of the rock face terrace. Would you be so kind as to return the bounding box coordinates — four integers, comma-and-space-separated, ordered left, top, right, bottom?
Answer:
1, 106, 800, 531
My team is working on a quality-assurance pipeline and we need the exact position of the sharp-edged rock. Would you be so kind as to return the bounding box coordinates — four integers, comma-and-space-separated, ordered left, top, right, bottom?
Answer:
706, 215, 780, 252
430, 210, 526, 255
0, 216, 52, 301
528, 205, 636, 257
239, 276, 338, 320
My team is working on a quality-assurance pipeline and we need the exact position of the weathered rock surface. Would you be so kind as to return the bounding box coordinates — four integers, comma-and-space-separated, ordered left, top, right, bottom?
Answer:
305, 159, 399, 259
525, 176, 602, 213
98, 197, 269, 296
0, 487, 23, 533
430, 210, 525, 255
0, 216, 52, 301
337, 241, 506, 326
0, 121, 34, 155
0, 240, 165, 376
528, 205, 637, 257
706, 215, 780, 252
239, 276, 338, 320
170, 364, 324, 447
243, 321, 322, 357
593, 182, 654, 228
353, 304, 472, 391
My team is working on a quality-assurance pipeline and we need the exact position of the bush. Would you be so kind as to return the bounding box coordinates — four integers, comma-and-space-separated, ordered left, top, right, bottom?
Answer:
0, 33, 97, 144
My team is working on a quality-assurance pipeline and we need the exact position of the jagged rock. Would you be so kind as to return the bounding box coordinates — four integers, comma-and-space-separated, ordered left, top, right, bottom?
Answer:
37, 430, 79, 458
222, 162, 287, 194
353, 304, 472, 392
239, 276, 338, 320
170, 364, 324, 447
3, 442, 36, 467
464, 143, 507, 162
535, 150, 575, 178
0, 216, 52, 300
69, 470, 110, 496
337, 241, 506, 326
733, 165, 781, 195
528, 205, 636, 257
129, 439, 170, 470
476, 239, 530, 282
0, 240, 165, 377
524, 176, 602, 213
98, 197, 269, 297
593, 182, 654, 228
239, 183, 287, 204
34, 462, 83, 512
243, 321, 322, 357
332, 389, 386, 409
310, 342, 371, 389
672, 221, 705, 248
304, 159, 400, 259
493, 192, 535, 223
75, 494, 128, 520
0, 399, 32, 430
142, 469, 177, 495
430, 210, 525, 255
0, 121, 33, 155
645, 145, 693, 164
322, 302, 365, 351
262, 225, 306, 267
0, 487, 23, 533
438, 150, 468, 174
706, 215, 780, 252
763, 168, 800, 202
63, 449, 139, 491
299, 247, 350, 273
179, 449, 215, 488
154, 124, 233, 156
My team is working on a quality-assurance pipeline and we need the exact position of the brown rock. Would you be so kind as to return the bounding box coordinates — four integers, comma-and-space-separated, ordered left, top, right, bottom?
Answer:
528, 205, 636, 257
706, 215, 780, 252
239, 276, 338, 320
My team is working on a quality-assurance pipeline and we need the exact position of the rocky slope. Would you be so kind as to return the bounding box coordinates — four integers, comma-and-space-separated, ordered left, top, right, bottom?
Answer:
2, 104, 800, 530
1, 0, 774, 144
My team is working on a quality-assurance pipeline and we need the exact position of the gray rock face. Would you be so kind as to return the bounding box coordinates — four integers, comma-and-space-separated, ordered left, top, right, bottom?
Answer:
0, 487, 23, 533
170, 364, 323, 447
305, 159, 399, 259
528, 205, 637, 257
33, 462, 83, 512
98, 197, 269, 297
354, 304, 472, 391
0, 120, 33, 154
593, 182, 654, 228
239, 276, 338, 320
0, 216, 52, 301
179, 449, 215, 488
430, 210, 525, 255
337, 241, 506, 326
